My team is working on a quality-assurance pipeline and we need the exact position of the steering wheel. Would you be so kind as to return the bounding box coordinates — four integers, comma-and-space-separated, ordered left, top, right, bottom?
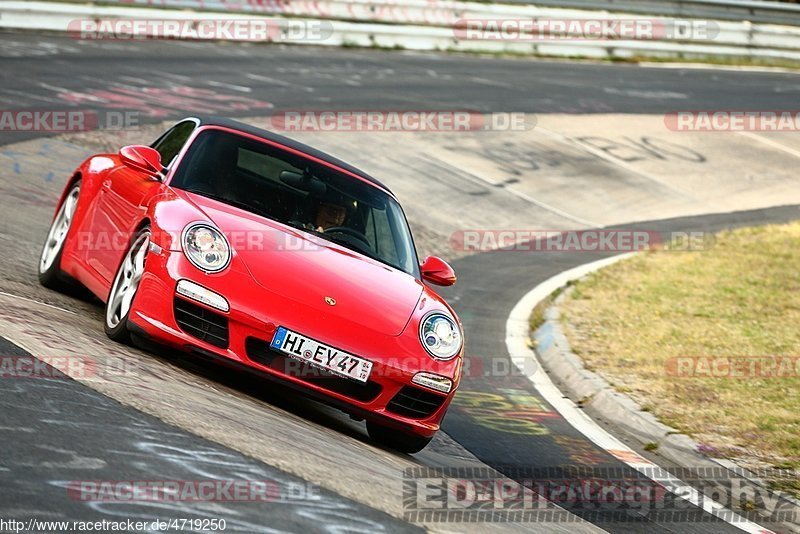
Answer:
323, 226, 372, 248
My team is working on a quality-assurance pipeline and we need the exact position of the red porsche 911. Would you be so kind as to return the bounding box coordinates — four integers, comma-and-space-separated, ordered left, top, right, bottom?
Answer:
39, 116, 463, 453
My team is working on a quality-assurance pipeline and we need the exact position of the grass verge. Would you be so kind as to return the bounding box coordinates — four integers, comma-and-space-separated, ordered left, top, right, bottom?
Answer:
556, 222, 800, 497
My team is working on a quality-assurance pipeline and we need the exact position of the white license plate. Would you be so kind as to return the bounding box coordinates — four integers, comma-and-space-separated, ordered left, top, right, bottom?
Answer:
270, 326, 373, 383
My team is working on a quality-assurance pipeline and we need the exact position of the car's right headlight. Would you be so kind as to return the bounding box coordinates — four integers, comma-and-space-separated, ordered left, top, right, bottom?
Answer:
182, 222, 231, 273
419, 311, 462, 360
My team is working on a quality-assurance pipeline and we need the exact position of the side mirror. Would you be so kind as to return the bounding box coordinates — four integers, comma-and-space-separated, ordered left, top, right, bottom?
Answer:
119, 145, 164, 180
420, 256, 457, 286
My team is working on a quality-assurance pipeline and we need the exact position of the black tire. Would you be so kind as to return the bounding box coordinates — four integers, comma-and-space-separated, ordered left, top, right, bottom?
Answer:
38, 181, 81, 292
366, 420, 433, 454
104, 226, 151, 345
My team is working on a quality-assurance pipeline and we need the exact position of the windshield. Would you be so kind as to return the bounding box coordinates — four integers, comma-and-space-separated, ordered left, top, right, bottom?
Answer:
170, 128, 419, 276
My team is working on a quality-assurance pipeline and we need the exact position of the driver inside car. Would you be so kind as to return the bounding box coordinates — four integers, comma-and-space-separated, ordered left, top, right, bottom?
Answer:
312, 201, 347, 232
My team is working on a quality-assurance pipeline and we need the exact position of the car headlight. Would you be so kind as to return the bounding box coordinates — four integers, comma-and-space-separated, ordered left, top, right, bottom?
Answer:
182, 222, 231, 273
419, 312, 462, 360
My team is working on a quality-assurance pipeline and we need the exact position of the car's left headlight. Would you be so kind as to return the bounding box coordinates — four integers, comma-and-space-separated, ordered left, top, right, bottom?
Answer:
182, 222, 231, 273
419, 312, 462, 360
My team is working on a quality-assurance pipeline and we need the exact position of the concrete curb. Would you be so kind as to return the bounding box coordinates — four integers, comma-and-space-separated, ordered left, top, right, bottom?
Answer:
530, 255, 800, 532
536, 299, 702, 466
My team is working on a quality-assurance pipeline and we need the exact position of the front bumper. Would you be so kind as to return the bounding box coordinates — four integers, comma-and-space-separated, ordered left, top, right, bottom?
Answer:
128, 248, 459, 437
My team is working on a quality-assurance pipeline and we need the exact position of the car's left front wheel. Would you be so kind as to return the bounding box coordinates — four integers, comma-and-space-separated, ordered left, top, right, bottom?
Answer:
104, 226, 150, 344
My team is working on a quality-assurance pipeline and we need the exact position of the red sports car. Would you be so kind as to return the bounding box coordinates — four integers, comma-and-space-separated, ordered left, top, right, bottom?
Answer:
39, 116, 463, 453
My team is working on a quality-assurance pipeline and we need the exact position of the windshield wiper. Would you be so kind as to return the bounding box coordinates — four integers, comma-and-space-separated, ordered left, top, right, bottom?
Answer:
322, 233, 388, 265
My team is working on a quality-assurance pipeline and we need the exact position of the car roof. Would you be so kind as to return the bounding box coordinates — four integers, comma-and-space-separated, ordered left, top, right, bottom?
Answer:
191, 116, 391, 193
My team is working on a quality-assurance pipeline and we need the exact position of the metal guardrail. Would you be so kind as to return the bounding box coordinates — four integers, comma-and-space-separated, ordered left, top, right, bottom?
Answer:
93, 0, 800, 26
4, 1, 800, 62
502, 0, 800, 27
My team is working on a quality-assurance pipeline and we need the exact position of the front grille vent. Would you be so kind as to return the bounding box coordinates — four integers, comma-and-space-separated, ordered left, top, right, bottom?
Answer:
386, 385, 446, 419
174, 297, 229, 349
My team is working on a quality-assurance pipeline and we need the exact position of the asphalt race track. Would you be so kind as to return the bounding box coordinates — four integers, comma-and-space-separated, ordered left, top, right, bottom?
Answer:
0, 337, 420, 533
2, 31, 800, 533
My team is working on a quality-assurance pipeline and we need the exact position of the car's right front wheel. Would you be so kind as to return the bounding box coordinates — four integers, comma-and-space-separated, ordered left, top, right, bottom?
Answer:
366, 420, 432, 454
39, 181, 80, 291
104, 226, 151, 344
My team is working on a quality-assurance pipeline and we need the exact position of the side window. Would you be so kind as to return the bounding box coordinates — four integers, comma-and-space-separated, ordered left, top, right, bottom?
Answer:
152, 121, 196, 168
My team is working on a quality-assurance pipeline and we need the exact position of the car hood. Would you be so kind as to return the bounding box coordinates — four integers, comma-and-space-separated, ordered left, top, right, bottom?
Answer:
180, 191, 424, 337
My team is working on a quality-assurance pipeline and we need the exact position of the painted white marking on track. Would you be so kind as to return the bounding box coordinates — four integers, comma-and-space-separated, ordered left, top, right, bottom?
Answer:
536, 125, 718, 207
2, 89, 62, 104
448, 166, 601, 228
245, 73, 314, 92
117, 76, 148, 86
205, 80, 252, 93
0, 291, 77, 315
603, 87, 688, 99
150, 70, 192, 82
638, 62, 800, 74
37, 83, 70, 93
246, 73, 292, 86
506, 254, 775, 534
470, 76, 514, 89
738, 131, 800, 160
